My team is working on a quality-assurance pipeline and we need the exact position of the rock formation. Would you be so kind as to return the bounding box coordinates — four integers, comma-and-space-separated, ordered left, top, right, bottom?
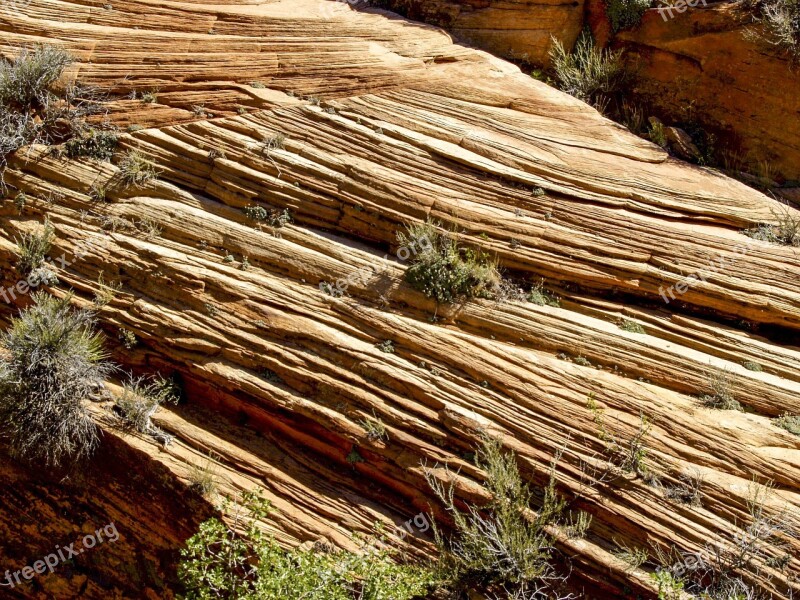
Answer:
0, 0, 798, 598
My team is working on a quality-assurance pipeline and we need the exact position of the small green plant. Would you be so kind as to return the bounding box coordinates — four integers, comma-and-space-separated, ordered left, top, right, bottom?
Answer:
0, 293, 111, 467
375, 339, 395, 353
139, 90, 158, 103
648, 119, 668, 148
700, 367, 742, 410
222, 252, 234, 263
528, 279, 560, 307
360, 412, 388, 442
15, 218, 54, 273
397, 220, 501, 303
249, 81, 267, 88
93, 272, 122, 308
565, 510, 593, 539
346, 446, 364, 464
650, 569, 685, 600
63, 128, 118, 161
775, 413, 800, 436
261, 132, 286, 154
606, 0, 651, 32
117, 149, 160, 187
118, 328, 137, 349
742, 360, 763, 372
619, 318, 645, 334
135, 217, 162, 239
204, 302, 219, 317
614, 542, 648, 572
549, 32, 626, 112
178, 490, 435, 599
619, 413, 653, 479
89, 183, 107, 202
127, 124, 145, 132
13, 191, 26, 212
240, 256, 250, 270
744, 204, 800, 246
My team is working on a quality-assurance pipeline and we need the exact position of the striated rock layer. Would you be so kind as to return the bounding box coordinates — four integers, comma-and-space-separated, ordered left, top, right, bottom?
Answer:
0, 0, 799, 598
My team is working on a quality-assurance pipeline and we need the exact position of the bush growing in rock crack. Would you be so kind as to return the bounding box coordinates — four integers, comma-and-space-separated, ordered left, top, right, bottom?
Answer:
398, 220, 501, 303
743, 0, 800, 60
0, 45, 113, 187
0, 293, 112, 467
114, 375, 177, 446
549, 31, 627, 113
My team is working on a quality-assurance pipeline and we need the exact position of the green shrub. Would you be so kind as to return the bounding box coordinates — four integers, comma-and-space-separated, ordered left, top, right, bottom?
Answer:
619, 318, 645, 334
606, 0, 651, 32
64, 128, 118, 161
775, 413, 800, 436
528, 280, 560, 307
179, 490, 436, 599
0, 44, 72, 109
549, 32, 627, 112
15, 218, 54, 273
425, 438, 568, 597
744, 204, 800, 246
0, 293, 111, 467
398, 221, 501, 303
360, 412, 389, 442
700, 367, 742, 410
117, 149, 160, 186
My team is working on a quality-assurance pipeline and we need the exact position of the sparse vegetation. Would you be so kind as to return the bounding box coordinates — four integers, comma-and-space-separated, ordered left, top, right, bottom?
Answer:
619, 318, 646, 334
744, 203, 800, 246
775, 412, 800, 436
117, 149, 160, 187
606, 0, 651, 32
114, 375, 177, 445
63, 128, 118, 161
179, 490, 435, 599
700, 367, 742, 411
614, 542, 648, 572
425, 437, 571, 598
375, 339, 395, 353
743, 0, 800, 59
188, 455, 219, 497
549, 32, 627, 112
243, 204, 292, 228
15, 218, 54, 273
0, 45, 107, 187
360, 412, 388, 442
528, 279, 560, 307
118, 327, 137, 349
397, 220, 501, 303
0, 293, 112, 467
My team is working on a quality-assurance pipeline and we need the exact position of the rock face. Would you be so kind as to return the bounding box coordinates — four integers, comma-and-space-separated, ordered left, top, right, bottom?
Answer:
0, 0, 799, 599
609, 2, 800, 183
379, 0, 800, 182
372, 0, 584, 63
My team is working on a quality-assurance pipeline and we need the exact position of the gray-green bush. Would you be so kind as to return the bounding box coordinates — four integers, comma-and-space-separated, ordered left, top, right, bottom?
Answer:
0, 293, 112, 467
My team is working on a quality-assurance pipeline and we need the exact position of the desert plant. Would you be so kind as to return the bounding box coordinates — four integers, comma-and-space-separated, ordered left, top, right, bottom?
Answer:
606, 0, 651, 32
425, 438, 569, 597
117, 149, 160, 187
15, 217, 54, 273
63, 127, 118, 161
744, 203, 800, 246
114, 375, 177, 445
742, 360, 763, 372
619, 318, 646, 334
743, 0, 800, 59
775, 413, 800, 436
549, 32, 627, 111
179, 490, 436, 599
398, 221, 501, 303
664, 469, 704, 506
118, 327, 137, 349
188, 455, 219, 497
0, 293, 112, 467
375, 339, 395, 353
360, 412, 388, 442
565, 510, 593, 539
528, 280, 560, 307
700, 367, 742, 410
614, 542, 648, 572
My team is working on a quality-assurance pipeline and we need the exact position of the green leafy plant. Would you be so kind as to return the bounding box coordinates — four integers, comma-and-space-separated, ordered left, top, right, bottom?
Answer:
619, 318, 646, 334
700, 367, 742, 411
398, 220, 501, 303
606, 0, 651, 32
179, 490, 436, 599
360, 412, 388, 442
528, 280, 560, 307
63, 127, 118, 161
0, 293, 111, 467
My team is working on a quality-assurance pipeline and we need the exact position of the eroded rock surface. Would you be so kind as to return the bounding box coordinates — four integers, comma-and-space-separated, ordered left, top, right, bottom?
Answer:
0, 1, 799, 598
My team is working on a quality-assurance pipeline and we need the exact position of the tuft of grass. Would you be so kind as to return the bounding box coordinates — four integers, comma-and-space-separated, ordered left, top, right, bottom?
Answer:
346, 446, 364, 464
188, 455, 219, 497
744, 203, 800, 246
114, 375, 177, 445
700, 367, 742, 410
397, 220, 501, 304
117, 149, 160, 187
139, 90, 158, 104
528, 279, 560, 307
0, 293, 111, 467
360, 412, 389, 442
15, 218, 54, 273
775, 413, 800, 436
614, 542, 648, 572
375, 339, 395, 354
549, 32, 626, 112
565, 510, 593, 539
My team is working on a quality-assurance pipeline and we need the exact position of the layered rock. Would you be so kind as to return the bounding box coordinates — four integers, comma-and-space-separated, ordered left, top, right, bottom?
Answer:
0, 0, 799, 598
